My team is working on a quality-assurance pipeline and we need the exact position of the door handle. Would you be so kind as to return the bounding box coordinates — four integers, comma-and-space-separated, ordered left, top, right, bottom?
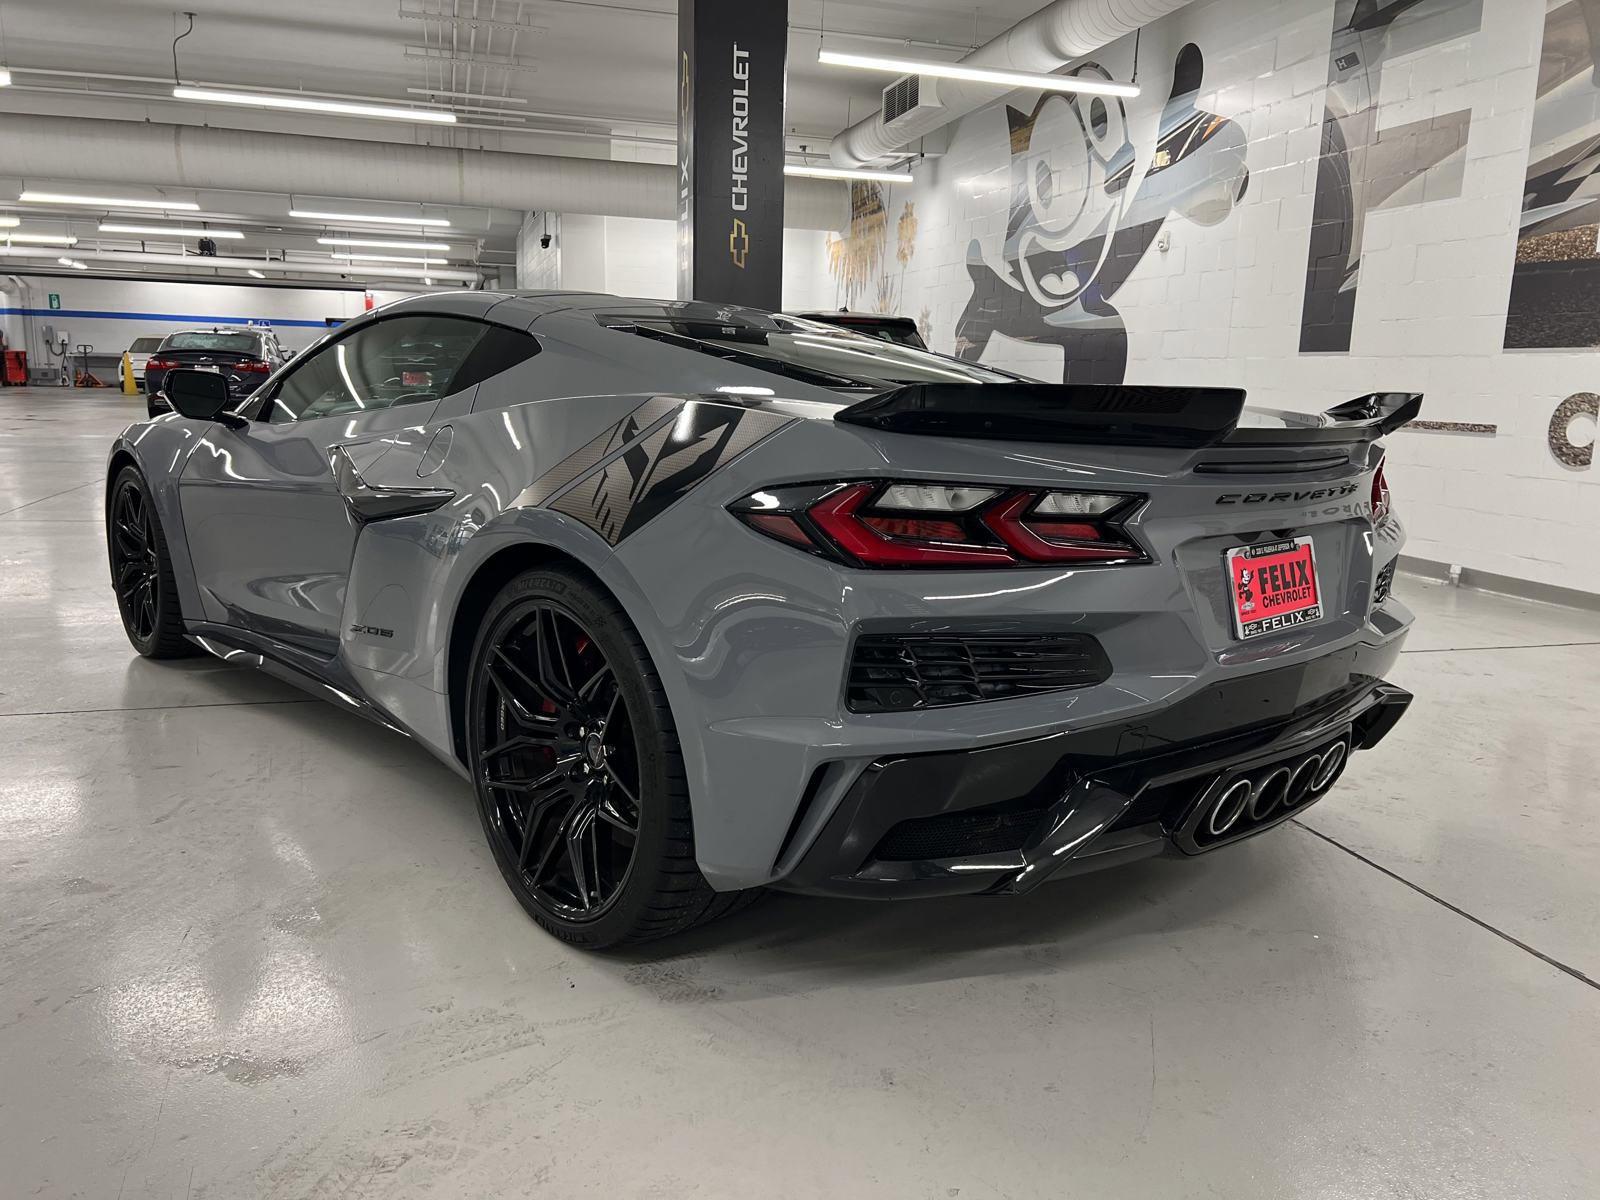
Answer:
329, 444, 454, 524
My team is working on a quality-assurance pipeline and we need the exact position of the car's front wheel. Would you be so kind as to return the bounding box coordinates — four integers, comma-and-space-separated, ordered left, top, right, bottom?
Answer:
466, 567, 753, 948
107, 465, 193, 658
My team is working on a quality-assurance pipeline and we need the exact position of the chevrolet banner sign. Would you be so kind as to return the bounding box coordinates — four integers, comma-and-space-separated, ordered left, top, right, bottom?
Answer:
677, 0, 787, 308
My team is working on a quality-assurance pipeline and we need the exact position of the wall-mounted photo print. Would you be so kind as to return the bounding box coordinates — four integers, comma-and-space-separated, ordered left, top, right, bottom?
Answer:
950, 44, 1249, 385
1299, 0, 1480, 353
1505, 0, 1600, 348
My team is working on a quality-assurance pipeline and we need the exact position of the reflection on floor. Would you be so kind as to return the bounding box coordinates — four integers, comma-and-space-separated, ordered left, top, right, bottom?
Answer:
3, 388, 1597, 1197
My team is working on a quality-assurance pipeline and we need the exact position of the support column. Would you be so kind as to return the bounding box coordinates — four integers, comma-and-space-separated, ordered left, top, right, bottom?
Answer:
677, 0, 788, 308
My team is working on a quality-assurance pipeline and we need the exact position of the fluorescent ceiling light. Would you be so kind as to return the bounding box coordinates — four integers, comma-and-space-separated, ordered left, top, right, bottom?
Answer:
0, 215, 18, 227
6, 232, 79, 245
0, 68, 11, 88
422, 276, 434, 285
785, 164, 913, 183
57, 257, 87, 270
335, 252, 446, 264
20, 190, 200, 211
290, 208, 451, 228
817, 49, 1139, 98
247, 268, 265, 279
99, 223, 245, 238
317, 236, 451, 251
173, 86, 457, 124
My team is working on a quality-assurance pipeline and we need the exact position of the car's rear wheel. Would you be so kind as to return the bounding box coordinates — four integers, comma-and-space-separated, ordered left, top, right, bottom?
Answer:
107, 465, 193, 658
466, 567, 753, 948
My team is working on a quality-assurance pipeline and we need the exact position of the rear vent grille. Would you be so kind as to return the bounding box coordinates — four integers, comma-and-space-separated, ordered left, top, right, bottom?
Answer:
1193, 455, 1352, 475
1373, 560, 1396, 604
874, 799, 1049, 861
883, 74, 920, 123
848, 632, 1111, 713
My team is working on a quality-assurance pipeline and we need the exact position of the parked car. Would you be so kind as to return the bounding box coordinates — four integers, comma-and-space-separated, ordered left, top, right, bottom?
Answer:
789, 310, 927, 348
118, 336, 164, 389
106, 293, 1416, 948
145, 326, 290, 417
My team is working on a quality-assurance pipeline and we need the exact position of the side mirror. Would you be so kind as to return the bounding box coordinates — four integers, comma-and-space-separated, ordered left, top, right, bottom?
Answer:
162, 368, 236, 422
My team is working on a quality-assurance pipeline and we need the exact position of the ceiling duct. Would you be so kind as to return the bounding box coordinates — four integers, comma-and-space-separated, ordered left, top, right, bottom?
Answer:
830, 0, 1198, 167
0, 114, 848, 230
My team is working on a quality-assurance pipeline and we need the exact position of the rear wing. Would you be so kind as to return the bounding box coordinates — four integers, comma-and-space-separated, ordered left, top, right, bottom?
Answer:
834, 384, 1420, 449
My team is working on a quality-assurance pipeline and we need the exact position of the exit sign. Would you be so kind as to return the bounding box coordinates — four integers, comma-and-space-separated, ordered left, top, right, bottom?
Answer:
48, 293, 60, 310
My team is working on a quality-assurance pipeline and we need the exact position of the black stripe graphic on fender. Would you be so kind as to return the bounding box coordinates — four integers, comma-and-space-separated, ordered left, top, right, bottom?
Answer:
514, 395, 683, 510
552, 401, 790, 544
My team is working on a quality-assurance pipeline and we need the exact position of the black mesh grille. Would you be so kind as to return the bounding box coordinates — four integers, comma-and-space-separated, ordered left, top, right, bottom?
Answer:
874, 801, 1049, 862
1374, 560, 1396, 604
847, 632, 1111, 713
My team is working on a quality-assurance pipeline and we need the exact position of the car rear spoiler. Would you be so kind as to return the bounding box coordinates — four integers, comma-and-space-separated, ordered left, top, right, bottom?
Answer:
833, 384, 1421, 448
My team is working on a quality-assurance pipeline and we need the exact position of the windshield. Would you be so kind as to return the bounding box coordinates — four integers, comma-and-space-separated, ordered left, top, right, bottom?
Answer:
162, 331, 259, 354
599, 310, 1029, 393
129, 337, 163, 353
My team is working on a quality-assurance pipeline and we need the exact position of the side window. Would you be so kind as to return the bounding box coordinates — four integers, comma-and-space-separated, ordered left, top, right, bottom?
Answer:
263, 314, 490, 423
451, 325, 541, 392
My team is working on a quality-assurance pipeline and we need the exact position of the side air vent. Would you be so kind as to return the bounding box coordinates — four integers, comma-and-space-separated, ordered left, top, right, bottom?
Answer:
848, 632, 1111, 713
1373, 559, 1396, 605
873, 798, 1050, 861
881, 73, 940, 128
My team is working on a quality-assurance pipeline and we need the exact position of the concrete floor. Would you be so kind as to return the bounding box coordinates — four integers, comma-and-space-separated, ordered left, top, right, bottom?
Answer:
2, 387, 1597, 1199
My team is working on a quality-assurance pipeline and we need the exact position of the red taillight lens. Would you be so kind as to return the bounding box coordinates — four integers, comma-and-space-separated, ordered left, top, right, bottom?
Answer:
1371, 459, 1391, 524
742, 512, 814, 549
810, 484, 1016, 566
981, 493, 1141, 563
731, 482, 1145, 569
235, 359, 272, 374
147, 357, 177, 371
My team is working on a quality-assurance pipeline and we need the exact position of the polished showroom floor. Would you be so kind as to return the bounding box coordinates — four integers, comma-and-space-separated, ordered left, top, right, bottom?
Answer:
3, 388, 1597, 1198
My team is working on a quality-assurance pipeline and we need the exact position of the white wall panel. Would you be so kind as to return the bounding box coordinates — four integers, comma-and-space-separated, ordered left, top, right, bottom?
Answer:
0, 275, 410, 375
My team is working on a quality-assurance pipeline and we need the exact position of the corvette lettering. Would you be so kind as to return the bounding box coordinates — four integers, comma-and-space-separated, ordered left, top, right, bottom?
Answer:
1216, 483, 1358, 505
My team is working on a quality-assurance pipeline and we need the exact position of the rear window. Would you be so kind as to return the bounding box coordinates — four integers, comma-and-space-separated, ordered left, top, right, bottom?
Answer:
129, 337, 164, 353
161, 331, 260, 354
598, 310, 1023, 393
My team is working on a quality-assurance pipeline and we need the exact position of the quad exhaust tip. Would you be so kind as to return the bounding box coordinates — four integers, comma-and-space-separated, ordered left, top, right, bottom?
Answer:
1201, 739, 1349, 844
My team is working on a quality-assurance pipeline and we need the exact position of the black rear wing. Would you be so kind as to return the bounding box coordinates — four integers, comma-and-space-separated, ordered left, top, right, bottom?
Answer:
834, 384, 1420, 448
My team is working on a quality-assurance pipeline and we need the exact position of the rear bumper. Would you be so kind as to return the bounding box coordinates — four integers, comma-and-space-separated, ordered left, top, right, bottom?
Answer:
776, 645, 1412, 899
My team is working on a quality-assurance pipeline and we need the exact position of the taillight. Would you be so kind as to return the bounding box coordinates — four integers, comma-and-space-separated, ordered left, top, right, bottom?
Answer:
730, 482, 1146, 568
234, 359, 272, 374
1371, 458, 1391, 524
146, 357, 177, 371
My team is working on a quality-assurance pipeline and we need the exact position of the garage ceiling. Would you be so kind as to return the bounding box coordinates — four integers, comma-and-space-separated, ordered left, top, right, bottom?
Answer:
0, 0, 1051, 286
0, 0, 1047, 147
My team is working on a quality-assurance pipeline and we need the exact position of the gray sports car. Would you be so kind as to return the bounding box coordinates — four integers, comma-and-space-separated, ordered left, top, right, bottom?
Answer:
106, 291, 1417, 948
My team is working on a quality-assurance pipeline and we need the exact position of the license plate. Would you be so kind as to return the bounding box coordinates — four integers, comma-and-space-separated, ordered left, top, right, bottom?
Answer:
197, 364, 222, 373
1226, 537, 1322, 640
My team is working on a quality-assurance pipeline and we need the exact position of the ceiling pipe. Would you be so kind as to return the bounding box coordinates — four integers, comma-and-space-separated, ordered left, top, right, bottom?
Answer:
828, 0, 1198, 167
0, 113, 848, 230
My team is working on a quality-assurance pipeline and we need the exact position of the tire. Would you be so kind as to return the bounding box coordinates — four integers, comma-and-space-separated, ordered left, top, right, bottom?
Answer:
466, 567, 755, 948
107, 465, 194, 658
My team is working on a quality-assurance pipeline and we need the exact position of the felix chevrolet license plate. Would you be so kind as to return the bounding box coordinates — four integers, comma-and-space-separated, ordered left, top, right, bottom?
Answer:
1226, 537, 1322, 640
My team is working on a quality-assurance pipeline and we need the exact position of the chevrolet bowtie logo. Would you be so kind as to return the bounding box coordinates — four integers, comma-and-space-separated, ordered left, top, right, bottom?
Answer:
729, 217, 748, 269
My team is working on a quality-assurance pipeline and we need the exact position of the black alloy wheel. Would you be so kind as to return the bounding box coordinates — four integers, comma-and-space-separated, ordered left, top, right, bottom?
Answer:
107, 466, 191, 658
467, 568, 756, 947
477, 601, 642, 920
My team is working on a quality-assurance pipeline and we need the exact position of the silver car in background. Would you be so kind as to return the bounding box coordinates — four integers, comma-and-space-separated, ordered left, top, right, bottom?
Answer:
105, 291, 1416, 948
